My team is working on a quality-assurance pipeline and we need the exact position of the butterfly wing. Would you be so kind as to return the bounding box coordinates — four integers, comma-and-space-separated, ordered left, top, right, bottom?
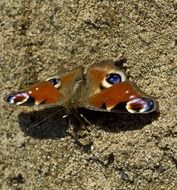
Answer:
5, 60, 158, 113
80, 60, 158, 113
5, 66, 84, 107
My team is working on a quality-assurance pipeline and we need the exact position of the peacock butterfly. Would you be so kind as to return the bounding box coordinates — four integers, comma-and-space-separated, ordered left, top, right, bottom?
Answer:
5, 60, 158, 114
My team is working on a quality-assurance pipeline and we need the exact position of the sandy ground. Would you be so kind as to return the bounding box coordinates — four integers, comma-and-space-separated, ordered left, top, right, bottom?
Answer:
1, 1, 177, 189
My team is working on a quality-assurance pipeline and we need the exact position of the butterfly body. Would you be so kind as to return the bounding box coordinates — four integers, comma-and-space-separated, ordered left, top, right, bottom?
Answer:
6, 60, 158, 114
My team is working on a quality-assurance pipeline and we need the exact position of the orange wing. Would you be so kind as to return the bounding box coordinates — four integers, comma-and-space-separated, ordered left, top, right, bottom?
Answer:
81, 60, 158, 113
5, 66, 84, 107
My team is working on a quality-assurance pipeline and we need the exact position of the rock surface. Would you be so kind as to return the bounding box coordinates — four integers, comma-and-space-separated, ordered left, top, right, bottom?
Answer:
1, 1, 177, 189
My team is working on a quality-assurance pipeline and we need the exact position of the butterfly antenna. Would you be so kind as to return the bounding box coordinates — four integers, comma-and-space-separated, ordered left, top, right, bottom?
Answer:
79, 113, 92, 126
29, 107, 65, 128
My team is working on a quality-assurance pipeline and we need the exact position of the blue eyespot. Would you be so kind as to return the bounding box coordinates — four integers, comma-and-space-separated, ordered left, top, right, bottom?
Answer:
106, 73, 122, 85
6, 94, 15, 104
126, 98, 155, 113
47, 77, 60, 88
5, 91, 30, 105
145, 99, 155, 112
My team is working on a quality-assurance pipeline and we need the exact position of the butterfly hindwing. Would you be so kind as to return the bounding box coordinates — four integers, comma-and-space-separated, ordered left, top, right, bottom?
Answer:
6, 66, 84, 107
80, 61, 158, 113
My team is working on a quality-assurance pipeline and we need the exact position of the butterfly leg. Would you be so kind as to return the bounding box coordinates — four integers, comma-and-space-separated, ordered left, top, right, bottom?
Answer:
65, 109, 94, 153
71, 109, 91, 132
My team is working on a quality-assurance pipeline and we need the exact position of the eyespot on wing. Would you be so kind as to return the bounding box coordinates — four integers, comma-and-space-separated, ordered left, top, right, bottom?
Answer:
86, 81, 158, 113
126, 98, 156, 113
6, 91, 31, 105
5, 81, 63, 106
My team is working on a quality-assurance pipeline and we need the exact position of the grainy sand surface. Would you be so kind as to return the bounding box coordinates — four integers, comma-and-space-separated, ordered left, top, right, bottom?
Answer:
1, 1, 177, 190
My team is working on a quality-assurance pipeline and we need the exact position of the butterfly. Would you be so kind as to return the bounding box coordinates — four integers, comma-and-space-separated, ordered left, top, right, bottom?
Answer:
5, 60, 158, 115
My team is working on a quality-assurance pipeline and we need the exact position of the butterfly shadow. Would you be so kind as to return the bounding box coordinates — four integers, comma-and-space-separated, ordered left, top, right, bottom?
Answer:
18, 106, 70, 139
18, 106, 160, 139
78, 108, 160, 133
